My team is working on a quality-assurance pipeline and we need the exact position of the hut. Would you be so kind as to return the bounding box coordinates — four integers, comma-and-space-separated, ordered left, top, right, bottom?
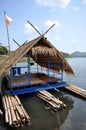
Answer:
0, 35, 74, 95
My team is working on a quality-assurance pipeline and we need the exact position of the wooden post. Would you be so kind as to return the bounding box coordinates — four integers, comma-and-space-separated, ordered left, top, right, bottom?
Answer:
48, 54, 50, 82
27, 54, 31, 85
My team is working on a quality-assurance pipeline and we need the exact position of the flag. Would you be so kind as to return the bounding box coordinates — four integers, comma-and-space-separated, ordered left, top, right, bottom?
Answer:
5, 13, 12, 26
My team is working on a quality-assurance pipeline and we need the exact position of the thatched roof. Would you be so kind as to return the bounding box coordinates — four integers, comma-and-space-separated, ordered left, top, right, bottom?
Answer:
0, 36, 74, 78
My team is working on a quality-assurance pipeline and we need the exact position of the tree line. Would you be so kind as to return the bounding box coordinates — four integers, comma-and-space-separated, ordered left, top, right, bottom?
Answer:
0, 46, 8, 55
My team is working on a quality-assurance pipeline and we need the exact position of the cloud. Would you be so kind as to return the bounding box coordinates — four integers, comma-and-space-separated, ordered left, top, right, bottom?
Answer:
54, 36, 61, 41
72, 38, 77, 42
82, 0, 86, 4
24, 23, 39, 34
35, 0, 71, 9
45, 20, 60, 27
74, 6, 79, 12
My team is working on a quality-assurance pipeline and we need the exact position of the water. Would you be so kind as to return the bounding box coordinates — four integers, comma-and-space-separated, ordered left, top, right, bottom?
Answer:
0, 57, 86, 130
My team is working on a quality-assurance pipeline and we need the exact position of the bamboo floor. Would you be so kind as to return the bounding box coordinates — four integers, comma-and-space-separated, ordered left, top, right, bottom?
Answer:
12, 73, 58, 87
65, 84, 86, 99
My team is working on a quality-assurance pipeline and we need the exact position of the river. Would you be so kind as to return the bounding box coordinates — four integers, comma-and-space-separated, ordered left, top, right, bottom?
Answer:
0, 57, 86, 130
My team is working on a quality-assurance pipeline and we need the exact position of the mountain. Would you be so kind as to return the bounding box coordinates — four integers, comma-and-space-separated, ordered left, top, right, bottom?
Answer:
70, 51, 86, 57
61, 52, 70, 58
61, 51, 86, 58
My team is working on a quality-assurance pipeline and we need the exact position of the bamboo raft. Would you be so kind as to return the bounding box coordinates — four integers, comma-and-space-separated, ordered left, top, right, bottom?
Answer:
2, 94, 31, 128
65, 84, 86, 99
37, 90, 66, 111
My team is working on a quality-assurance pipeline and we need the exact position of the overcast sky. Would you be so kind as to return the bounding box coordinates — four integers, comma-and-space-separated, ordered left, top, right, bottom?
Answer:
0, 0, 86, 53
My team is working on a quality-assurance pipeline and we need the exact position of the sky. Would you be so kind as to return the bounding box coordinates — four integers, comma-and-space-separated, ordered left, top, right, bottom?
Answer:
0, 0, 86, 54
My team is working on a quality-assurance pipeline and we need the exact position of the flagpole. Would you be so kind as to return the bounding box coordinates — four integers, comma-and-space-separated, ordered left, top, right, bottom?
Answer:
4, 11, 10, 55
4, 11, 12, 92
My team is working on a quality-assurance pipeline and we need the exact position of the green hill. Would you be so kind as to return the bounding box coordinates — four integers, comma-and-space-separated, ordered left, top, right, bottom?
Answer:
70, 51, 86, 57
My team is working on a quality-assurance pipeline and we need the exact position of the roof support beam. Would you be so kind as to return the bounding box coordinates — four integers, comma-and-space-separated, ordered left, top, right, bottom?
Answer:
43, 23, 55, 36
27, 20, 41, 36
27, 20, 55, 37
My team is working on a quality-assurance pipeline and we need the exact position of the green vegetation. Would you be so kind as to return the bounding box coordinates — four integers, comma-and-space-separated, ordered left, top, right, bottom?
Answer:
62, 51, 86, 58
19, 57, 34, 62
0, 46, 8, 55
19, 57, 28, 62
70, 51, 86, 57
61, 52, 70, 58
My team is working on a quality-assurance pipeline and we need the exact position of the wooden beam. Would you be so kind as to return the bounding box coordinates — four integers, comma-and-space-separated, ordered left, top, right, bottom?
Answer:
12, 39, 21, 47
43, 23, 55, 36
27, 20, 41, 36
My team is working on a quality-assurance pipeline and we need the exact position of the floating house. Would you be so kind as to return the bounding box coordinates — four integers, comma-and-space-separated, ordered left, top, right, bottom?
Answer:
0, 35, 74, 95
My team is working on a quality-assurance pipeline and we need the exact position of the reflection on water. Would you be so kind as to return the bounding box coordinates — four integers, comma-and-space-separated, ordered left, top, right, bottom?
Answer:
0, 58, 86, 130
16, 91, 74, 130
51, 90, 74, 127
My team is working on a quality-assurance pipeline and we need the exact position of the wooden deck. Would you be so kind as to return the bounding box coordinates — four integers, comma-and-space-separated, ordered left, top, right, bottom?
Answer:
11, 73, 59, 87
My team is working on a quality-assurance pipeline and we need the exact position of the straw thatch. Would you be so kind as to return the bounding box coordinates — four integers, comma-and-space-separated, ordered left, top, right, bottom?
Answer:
0, 36, 74, 78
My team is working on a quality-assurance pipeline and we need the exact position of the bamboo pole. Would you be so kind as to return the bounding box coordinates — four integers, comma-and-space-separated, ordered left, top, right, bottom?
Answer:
15, 95, 30, 124
11, 96, 21, 125
15, 110, 21, 127
27, 20, 41, 36
38, 90, 66, 107
37, 90, 66, 111
0, 109, 3, 116
11, 96, 25, 119
37, 93, 60, 110
2, 94, 31, 128
11, 96, 25, 127
5, 95, 12, 126
2, 95, 9, 123
7, 94, 17, 126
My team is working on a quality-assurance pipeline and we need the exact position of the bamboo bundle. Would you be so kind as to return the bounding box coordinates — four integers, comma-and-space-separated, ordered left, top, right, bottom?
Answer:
7, 95, 17, 127
2, 94, 31, 128
11, 96, 25, 120
10, 96, 21, 125
37, 90, 66, 111
15, 95, 30, 124
65, 85, 86, 98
